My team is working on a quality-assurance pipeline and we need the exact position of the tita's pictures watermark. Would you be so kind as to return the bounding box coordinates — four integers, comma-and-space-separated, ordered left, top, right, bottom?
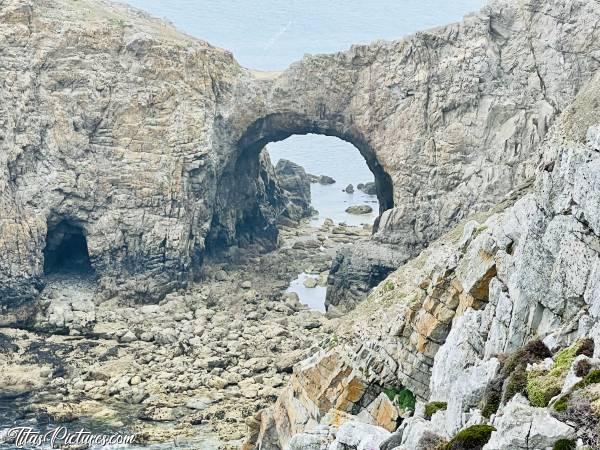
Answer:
4, 426, 136, 448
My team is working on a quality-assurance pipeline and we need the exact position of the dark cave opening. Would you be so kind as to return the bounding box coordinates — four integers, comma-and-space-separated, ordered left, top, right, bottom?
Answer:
43, 221, 94, 276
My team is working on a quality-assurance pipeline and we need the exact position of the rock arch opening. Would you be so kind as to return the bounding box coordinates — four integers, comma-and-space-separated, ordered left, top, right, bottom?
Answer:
268, 134, 380, 227
237, 113, 394, 217
206, 113, 394, 263
43, 220, 94, 276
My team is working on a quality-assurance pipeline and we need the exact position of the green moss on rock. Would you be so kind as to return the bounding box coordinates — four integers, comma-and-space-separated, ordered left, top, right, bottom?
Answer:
527, 369, 563, 407
480, 376, 503, 418
441, 425, 496, 450
526, 341, 584, 407
553, 394, 571, 412
573, 369, 600, 391
384, 386, 416, 411
503, 365, 528, 404
425, 401, 447, 420
552, 438, 576, 450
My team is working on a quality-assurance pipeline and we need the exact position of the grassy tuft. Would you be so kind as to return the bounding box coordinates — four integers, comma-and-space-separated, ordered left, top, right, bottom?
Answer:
553, 394, 571, 412
384, 386, 416, 411
526, 341, 584, 407
573, 369, 600, 391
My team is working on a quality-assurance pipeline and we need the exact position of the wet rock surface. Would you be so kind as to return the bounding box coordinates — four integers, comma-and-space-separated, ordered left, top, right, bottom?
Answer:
345, 205, 372, 215
273, 159, 314, 221
2, 0, 600, 449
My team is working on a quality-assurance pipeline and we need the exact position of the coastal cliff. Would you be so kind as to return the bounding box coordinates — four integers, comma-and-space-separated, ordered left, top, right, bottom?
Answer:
4, 0, 600, 312
249, 66, 600, 450
1, 0, 600, 449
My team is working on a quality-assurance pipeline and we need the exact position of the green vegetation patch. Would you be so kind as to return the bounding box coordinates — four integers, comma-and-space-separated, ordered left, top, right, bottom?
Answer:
425, 401, 447, 420
573, 369, 600, 391
502, 339, 551, 376
383, 280, 395, 292
553, 439, 577, 450
384, 386, 416, 411
440, 425, 496, 450
527, 341, 583, 407
480, 376, 503, 418
553, 394, 571, 412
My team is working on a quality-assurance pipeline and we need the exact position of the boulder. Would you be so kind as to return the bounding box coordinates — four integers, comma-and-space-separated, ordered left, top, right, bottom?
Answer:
318, 175, 336, 185
288, 428, 335, 450
345, 205, 373, 215
356, 393, 399, 432
329, 421, 390, 450
483, 395, 575, 450
398, 417, 446, 450
275, 159, 313, 220
358, 182, 377, 196
344, 184, 354, 194
303, 277, 318, 289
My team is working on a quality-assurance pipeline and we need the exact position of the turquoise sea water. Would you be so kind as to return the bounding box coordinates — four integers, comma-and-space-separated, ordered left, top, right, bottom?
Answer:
123, 0, 486, 226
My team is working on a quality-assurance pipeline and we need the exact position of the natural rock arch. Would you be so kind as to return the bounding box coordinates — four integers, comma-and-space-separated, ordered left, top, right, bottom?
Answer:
236, 112, 395, 214
2, 0, 600, 310
204, 112, 395, 256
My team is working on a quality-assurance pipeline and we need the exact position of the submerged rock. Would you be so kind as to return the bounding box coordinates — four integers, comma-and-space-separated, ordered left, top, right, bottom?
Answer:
358, 182, 377, 196
345, 205, 373, 215
318, 175, 336, 185
303, 277, 318, 289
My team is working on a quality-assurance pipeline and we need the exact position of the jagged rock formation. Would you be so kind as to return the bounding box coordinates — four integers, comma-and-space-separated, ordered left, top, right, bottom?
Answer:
247, 68, 600, 449
3, 0, 600, 312
235, 0, 600, 311
273, 158, 313, 221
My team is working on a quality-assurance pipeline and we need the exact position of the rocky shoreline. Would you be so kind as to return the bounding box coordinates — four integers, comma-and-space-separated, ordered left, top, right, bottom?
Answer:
0, 220, 371, 448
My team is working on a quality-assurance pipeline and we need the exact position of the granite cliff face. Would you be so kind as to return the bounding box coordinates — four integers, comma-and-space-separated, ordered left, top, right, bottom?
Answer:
3, 0, 600, 313
248, 71, 600, 449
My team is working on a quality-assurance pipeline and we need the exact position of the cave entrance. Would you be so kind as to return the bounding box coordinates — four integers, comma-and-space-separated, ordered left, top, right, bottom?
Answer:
43, 220, 94, 276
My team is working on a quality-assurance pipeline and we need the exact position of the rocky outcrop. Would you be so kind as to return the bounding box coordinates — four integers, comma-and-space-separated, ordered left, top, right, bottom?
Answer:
3, 0, 600, 311
273, 158, 313, 221
0, 0, 248, 305
250, 66, 600, 449
325, 242, 406, 315
232, 0, 600, 311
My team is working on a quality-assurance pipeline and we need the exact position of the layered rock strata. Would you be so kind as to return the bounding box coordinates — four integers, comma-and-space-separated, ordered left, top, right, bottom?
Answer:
3, 0, 600, 310
249, 70, 600, 449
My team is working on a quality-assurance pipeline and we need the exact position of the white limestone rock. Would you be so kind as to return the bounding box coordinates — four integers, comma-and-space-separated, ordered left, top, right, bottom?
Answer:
484, 395, 575, 450
328, 421, 390, 450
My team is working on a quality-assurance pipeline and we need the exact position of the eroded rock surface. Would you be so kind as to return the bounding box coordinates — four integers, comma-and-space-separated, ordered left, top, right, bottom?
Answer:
3, 0, 600, 311
250, 68, 600, 449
